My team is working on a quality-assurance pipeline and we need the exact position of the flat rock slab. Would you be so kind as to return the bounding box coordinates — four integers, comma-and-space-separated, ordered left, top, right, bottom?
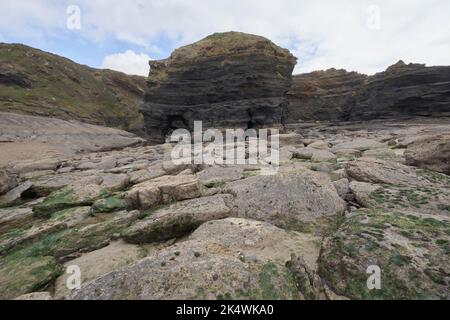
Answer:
55, 240, 146, 298
0, 207, 35, 234
196, 166, 244, 185
0, 220, 67, 255
346, 157, 426, 187
0, 112, 144, 155
332, 138, 384, 152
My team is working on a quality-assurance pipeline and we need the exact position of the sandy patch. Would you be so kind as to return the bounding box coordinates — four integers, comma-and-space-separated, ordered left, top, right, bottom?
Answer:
0, 142, 66, 168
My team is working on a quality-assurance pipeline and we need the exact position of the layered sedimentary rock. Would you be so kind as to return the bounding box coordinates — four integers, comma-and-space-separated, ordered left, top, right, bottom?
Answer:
287, 61, 450, 122
286, 69, 367, 122
352, 61, 450, 120
141, 32, 297, 141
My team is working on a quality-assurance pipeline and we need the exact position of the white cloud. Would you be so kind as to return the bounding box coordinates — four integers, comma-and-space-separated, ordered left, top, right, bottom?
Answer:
2, 0, 450, 75
101, 50, 150, 76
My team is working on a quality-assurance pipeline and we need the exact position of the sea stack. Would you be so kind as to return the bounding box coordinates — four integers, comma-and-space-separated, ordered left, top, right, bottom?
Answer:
140, 31, 297, 141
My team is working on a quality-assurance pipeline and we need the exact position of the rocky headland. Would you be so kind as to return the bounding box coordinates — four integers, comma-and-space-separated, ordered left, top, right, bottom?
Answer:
140, 32, 297, 141
0, 32, 449, 301
287, 60, 450, 123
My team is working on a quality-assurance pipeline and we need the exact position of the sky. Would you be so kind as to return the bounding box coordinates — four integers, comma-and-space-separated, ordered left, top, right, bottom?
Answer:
1, 0, 449, 77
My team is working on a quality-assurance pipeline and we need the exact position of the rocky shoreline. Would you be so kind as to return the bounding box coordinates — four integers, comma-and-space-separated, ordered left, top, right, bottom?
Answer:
0, 118, 449, 300
1, 31, 449, 300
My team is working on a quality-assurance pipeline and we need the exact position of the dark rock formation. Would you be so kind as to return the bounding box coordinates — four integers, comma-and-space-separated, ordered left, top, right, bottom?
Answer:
351, 61, 450, 120
405, 134, 450, 175
0, 43, 147, 134
286, 69, 367, 122
287, 61, 450, 122
140, 32, 297, 141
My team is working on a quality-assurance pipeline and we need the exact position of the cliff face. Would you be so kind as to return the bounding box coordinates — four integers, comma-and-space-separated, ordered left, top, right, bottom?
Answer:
287, 61, 450, 122
286, 69, 367, 122
351, 61, 450, 120
141, 32, 297, 141
0, 44, 146, 134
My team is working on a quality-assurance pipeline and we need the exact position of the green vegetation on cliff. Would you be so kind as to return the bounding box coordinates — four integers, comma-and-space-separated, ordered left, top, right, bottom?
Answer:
0, 43, 146, 133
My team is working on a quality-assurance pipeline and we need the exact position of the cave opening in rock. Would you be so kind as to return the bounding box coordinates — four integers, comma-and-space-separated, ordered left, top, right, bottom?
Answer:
164, 115, 189, 140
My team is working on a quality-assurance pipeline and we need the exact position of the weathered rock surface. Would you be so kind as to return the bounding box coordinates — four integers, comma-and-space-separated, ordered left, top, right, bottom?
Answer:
126, 174, 202, 210
349, 181, 381, 208
224, 169, 346, 230
319, 209, 450, 299
197, 166, 244, 186
405, 134, 450, 174
3, 210, 142, 265
54, 240, 146, 298
140, 32, 297, 141
0, 207, 35, 234
346, 158, 423, 186
332, 138, 385, 153
124, 194, 233, 244
0, 219, 67, 255
69, 218, 317, 300
0, 254, 63, 299
0, 112, 144, 156
1, 118, 449, 300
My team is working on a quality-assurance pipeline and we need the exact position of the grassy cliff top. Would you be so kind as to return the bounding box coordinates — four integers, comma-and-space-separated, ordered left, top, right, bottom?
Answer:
170, 31, 297, 62
0, 43, 146, 133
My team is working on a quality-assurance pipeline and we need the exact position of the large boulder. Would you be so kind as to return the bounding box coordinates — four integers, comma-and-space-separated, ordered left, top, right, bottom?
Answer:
405, 134, 450, 175
346, 158, 423, 186
126, 174, 202, 210
140, 32, 297, 141
68, 218, 318, 300
224, 169, 346, 231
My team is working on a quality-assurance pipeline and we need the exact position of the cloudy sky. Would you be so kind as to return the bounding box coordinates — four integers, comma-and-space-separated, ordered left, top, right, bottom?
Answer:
1, 0, 449, 76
